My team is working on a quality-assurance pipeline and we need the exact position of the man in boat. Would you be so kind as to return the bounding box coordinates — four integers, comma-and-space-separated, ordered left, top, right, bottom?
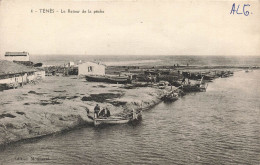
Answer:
99, 108, 111, 117
105, 108, 111, 117
86, 108, 90, 115
94, 104, 100, 118
99, 108, 110, 117
182, 77, 186, 84
99, 108, 105, 117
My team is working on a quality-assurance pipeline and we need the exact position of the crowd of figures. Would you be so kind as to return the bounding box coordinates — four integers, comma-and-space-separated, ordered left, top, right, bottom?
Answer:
86, 104, 111, 119
93, 104, 111, 118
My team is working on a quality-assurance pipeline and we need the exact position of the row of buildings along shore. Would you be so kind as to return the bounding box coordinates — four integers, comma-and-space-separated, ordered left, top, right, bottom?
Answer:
0, 51, 110, 91
1, 51, 245, 92
0, 52, 45, 91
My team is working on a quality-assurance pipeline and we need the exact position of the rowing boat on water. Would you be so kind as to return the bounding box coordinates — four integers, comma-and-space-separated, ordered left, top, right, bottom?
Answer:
93, 116, 129, 126
88, 109, 142, 126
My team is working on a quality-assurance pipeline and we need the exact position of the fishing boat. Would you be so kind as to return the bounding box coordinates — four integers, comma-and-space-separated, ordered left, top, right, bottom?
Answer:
221, 71, 233, 78
161, 93, 178, 102
93, 116, 129, 126
85, 75, 131, 84
245, 68, 253, 73
107, 76, 130, 84
88, 109, 142, 126
158, 81, 169, 89
203, 75, 215, 81
181, 76, 207, 92
198, 76, 208, 92
199, 83, 208, 92
181, 84, 200, 92
85, 75, 108, 82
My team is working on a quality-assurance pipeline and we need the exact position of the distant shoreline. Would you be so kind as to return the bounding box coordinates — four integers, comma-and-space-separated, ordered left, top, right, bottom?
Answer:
29, 55, 260, 68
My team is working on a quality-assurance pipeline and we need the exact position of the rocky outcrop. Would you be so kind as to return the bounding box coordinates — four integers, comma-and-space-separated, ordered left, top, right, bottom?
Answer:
0, 76, 166, 146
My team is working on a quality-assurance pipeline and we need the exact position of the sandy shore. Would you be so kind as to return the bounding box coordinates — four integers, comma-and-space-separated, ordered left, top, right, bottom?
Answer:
0, 76, 166, 146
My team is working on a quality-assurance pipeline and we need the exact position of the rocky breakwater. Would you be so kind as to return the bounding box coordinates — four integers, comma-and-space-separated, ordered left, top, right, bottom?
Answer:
0, 76, 165, 146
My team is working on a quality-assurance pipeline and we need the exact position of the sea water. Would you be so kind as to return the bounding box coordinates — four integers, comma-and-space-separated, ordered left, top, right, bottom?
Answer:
31, 55, 260, 67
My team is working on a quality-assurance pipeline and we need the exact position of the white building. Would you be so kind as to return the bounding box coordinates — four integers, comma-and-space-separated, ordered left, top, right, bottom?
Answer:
68, 61, 75, 67
78, 62, 105, 76
5, 52, 30, 61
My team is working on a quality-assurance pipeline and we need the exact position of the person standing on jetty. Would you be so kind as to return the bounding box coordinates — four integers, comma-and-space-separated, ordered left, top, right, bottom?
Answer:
94, 104, 100, 118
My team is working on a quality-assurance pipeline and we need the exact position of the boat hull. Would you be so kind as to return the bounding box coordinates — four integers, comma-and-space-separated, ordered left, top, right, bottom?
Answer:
85, 75, 108, 82
85, 75, 130, 84
94, 118, 129, 126
107, 77, 130, 84
161, 95, 178, 102
181, 84, 201, 92
89, 110, 142, 126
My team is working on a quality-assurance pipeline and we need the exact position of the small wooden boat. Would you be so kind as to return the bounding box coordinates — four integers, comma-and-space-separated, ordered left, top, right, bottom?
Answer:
93, 116, 129, 126
161, 94, 178, 102
86, 75, 131, 84
181, 78, 207, 92
181, 84, 201, 92
88, 109, 142, 126
221, 71, 233, 78
245, 68, 253, 73
198, 76, 208, 92
158, 81, 169, 89
203, 75, 215, 81
199, 84, 208, 92
221, 74, 229, 78
85, 75, 108, 82
107, 76, 130, 84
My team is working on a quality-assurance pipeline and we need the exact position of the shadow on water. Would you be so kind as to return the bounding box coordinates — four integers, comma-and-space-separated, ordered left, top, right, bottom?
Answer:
0, 124, 90, 152
93, 120, 143, 131
0, 117, 144, 153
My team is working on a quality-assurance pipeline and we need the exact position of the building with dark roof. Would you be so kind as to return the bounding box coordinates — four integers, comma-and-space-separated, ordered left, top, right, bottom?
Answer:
0, 60, 45, 90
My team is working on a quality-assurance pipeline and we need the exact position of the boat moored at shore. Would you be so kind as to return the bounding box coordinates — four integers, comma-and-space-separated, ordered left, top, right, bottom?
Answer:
88, 109, 142, 126
85, 75, 131, 84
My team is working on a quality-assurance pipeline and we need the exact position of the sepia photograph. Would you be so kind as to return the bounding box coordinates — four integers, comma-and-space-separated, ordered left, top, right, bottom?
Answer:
0, 0, 259, 164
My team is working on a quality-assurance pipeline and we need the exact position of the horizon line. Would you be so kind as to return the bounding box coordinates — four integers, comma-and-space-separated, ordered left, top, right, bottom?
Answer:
28, 54, 260, 57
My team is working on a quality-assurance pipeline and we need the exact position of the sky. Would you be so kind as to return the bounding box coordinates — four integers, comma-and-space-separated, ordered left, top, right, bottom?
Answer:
0, 0, 259, 57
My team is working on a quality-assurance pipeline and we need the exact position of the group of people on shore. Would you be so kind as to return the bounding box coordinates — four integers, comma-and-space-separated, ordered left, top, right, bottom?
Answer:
94, 104, 111, 118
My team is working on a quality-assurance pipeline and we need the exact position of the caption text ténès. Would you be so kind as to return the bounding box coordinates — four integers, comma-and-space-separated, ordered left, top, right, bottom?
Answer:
31, 9, 104, 14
